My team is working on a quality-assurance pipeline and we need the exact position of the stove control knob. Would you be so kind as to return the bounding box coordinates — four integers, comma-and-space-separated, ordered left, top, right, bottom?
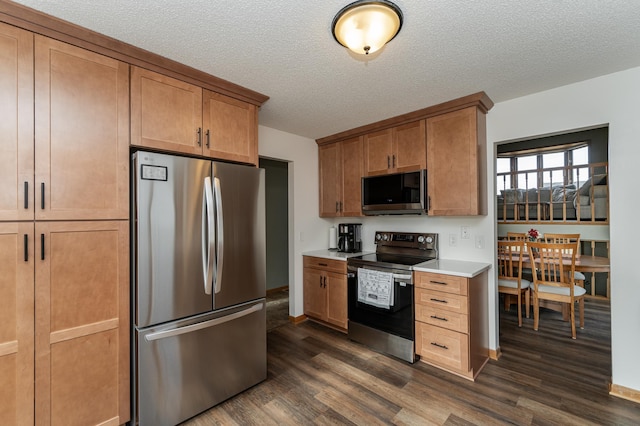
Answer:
425, 236, 434, 244
382, 234, 389, 241
375, 233, 382, 241
417, 235, 425, 243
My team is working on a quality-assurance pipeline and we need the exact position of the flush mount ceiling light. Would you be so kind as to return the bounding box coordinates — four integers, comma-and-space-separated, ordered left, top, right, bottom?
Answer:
332, 0, 403, 55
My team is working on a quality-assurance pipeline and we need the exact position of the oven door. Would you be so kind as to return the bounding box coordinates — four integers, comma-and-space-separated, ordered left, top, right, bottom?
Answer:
347, 266, 414, 340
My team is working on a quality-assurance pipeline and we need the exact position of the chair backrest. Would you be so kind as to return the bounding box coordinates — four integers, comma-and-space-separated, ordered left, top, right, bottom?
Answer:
497, 240, 525, 286
527, 241, 578, 294
543, 233, 581, 258
506, 232, 527, 241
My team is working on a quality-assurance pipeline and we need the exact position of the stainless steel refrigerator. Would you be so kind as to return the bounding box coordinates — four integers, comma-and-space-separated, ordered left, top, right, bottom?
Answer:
131, 151, 266, 426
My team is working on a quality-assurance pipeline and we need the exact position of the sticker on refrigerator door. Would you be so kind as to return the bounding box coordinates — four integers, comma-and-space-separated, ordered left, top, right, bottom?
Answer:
141, 164, 168, 181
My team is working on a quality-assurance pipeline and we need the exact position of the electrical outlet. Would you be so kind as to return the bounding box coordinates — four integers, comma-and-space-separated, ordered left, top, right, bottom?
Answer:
461, 226, 470, 239
475, 235, 485, 249
449, 233, 458, 247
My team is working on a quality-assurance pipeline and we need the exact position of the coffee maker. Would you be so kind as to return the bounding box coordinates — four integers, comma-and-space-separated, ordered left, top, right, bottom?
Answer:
337, 223, 362, 253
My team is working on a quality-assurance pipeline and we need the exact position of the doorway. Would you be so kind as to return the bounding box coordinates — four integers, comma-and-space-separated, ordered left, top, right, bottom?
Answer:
259, 158, 290, 331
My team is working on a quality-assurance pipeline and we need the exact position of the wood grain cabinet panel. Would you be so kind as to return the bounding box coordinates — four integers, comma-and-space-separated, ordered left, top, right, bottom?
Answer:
130, 66, 203, 156
426, 107, 486, 216
35, 221, 129, 425
363, 120, 426, 176
203, 90, 258, 165
0, 23, 34, 222
0, 223, 34, 425
303, 256, 348, 331
319, 137, 363, 217
415, 270, 488, 381
35, 35, 130, 221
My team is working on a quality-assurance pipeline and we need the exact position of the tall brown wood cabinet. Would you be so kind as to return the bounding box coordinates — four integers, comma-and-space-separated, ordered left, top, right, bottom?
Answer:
363, 120, 426, 176
302, 256, 348, 331
0, 24, 130, 425
427, 107, 487, 216
319, 136, 363, 217
131, 67, 259, 166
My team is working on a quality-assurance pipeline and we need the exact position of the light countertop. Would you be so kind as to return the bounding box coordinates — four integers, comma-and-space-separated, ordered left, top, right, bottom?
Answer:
302, 249, 373, 261
413, 259, 491, 278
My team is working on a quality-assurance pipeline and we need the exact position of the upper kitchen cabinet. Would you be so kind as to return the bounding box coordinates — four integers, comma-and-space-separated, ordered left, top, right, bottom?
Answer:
427, 106, 487, 216
203, 90, 258, 165
0, 23, 33, 222
363, 120, 426, 176
130, 67, 203, 156
319, 136, 363, 217
131, 67, 260, 166
35, 36, 130, 221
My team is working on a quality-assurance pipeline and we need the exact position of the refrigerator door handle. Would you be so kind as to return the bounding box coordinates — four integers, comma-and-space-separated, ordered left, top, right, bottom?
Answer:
213, 176, 224, 294
202, 176, 215, 295
144, 302, 264, 341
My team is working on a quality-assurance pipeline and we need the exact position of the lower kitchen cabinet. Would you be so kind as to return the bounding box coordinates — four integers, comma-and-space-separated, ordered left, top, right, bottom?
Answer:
303, 256, 348, 331
414, 270, 488, 380
0, 221, 129, 425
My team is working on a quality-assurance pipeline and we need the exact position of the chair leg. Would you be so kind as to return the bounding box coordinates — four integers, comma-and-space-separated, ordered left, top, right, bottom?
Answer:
517, 292, 522, 327
579, 298, 585, 329
525, 289, 530, 319
533, 294, 539, 331
504, 294, 510, 311
570, 301, 576, 339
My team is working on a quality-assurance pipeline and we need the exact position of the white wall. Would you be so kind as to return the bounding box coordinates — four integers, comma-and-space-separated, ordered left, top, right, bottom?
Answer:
487, 66, 640, 392
260, 65, 640, 393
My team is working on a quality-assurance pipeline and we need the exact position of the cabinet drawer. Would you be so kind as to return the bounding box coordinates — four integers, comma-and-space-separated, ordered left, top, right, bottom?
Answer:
303, 256, 346, 274
415, 288, 468, 315
415, 272, 467, 295
415, 305, 468, 334
416, 322, 469, 372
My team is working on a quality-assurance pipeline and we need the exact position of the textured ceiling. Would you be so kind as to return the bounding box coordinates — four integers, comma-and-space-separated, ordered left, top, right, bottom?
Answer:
12, 0, 640, 140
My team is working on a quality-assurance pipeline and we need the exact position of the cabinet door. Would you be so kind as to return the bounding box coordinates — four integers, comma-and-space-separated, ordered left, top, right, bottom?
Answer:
394, 120, 426, 172
35, 221, 129, 425
34, 36, 129, 220
340, 137, 363, 217
363, 128, 393, 176
318, 144, 341, 217
303, 267, 327, 321
130, 66, 203, 155
326, 271, 348, 329
0, 223, 34, 425
0, 23, 33, 221
203, 90, 258, 165
427, 107, 483, 216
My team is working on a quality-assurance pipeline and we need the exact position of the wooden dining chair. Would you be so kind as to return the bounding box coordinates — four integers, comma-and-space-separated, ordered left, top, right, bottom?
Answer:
498, 240, 531, 327
543, 233, 585, 288
527, 241, 586, 339
506, 232, 527, 241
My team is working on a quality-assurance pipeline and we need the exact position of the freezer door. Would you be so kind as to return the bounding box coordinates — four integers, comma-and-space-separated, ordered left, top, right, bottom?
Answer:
212, 161, 266, 310
133, 151, 213, 328
134, 300, 267, 426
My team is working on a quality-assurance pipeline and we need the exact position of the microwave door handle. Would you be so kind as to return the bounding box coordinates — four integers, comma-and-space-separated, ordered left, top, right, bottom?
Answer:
213, 176, 224, 294
202, 177, 215, 295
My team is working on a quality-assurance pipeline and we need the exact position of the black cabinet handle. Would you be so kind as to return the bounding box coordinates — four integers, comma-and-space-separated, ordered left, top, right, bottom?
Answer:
196, 127, 202, 146
40, 233, 45, 260
205, 129, 210, 148
319, 276, 323, 287
24, 182, 28, 209
392, 154, 396, 168
430, 280, 448, 286
318, 263, 328, 267
323, 276, 327, 288
41, 183, 45, 210
430, 315, 448, 322
430, 342, 449, 350
339, 201, 343, 212
387, 156, 391, 168
430, 298, 448, 304
335, 201, 339, 212
24, 234, 28, 262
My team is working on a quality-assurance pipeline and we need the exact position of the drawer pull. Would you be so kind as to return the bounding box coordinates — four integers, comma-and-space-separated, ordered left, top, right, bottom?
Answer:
430, 280, 447, 285
318, 263, 328, 267
430, 342, 448, 350
430, 315, 448, 322
430, 298, 448, 304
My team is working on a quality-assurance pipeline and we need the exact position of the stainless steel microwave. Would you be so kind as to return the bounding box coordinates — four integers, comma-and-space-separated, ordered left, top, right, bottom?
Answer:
361, 170, 428, 215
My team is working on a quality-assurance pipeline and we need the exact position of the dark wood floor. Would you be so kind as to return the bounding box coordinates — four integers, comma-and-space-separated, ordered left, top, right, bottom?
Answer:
183, 299, 640, 425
